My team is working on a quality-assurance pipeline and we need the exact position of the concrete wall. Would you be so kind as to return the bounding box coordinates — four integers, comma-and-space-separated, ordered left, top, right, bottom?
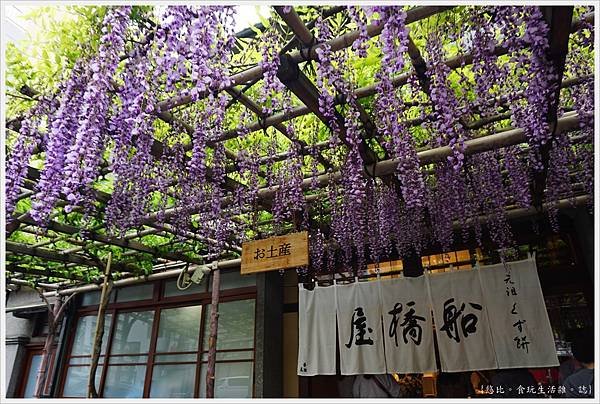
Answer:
5, 287, 49, 397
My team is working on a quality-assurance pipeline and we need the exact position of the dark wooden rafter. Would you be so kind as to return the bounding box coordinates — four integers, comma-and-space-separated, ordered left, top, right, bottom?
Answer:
212, 8, 591, 157
405, 32, 472, 130
277, 54, 379, 165
277, 6, 388, 163
407, 36, 431, 94
531, 6, 575, 209
6, 240, 123, 270
274, 6, 377, 163
208, 43, 517, 149
276, 6, 389, 158
279, 6, 346, 54
14, 215, 203, 265
7, 264, 96, 283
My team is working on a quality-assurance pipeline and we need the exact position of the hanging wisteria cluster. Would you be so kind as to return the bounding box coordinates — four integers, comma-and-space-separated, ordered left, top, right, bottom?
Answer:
62, 6, 132, 218
374, 6, 425, 209
5, 5, 593, 277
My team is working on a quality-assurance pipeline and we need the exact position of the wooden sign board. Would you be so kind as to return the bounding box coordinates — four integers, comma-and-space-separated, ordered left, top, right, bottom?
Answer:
241, 231, 308, 275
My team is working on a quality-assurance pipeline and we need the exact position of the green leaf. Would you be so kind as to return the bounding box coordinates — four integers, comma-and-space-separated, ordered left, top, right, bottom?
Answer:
256, 6, 271, 29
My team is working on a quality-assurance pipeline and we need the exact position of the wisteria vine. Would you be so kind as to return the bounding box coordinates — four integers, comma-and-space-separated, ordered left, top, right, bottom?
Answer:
5, 5, 593, 279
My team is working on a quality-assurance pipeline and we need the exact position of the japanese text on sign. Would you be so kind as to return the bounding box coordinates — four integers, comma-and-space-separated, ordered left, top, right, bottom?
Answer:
241, 231, 308, 274
253, 242, 291, 260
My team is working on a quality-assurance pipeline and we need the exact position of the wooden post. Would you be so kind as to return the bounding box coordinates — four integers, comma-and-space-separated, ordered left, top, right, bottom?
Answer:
87, 252, 113, 398
205, 267, 220, 398
33, 291, 78, 398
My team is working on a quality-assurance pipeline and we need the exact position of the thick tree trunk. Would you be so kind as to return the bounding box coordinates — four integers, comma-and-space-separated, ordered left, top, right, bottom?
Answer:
87, 253, 112, 398
205, 268, 221, 398
32, 300, 60, 397
32, 290, 78, 398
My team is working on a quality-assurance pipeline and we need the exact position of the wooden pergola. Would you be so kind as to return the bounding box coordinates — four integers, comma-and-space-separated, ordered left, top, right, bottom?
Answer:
4, 5, 594, 291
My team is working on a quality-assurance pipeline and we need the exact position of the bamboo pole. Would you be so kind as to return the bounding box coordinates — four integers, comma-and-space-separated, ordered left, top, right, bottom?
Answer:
87, 252, 113, 398
42, 258, 241, 297
205, 266, 221, 398
257, 112, 584, 200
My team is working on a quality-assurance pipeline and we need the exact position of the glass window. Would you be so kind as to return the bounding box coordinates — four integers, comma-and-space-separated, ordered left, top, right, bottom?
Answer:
63, 277, 256, 398
115, 284, 154, 302
149, 364, 196, 398
81, 289, 115, 306
108, 355, 147, 364
71, 314, 112, 356
22, 354, 43, 398
62, 365, 102, 397
203, 299, 255, 350
201, 350, 253, 362
199, 362, 254, 398
102, 365, 146, 398
163, 278, 207, 298
111, 311, 154, 354
198, 299, 254, 398
82, 291, 100, 306
156, 305, 201, 352
154, 353, 197, 363
209, 271, 256, 291
69, 356, 105, 365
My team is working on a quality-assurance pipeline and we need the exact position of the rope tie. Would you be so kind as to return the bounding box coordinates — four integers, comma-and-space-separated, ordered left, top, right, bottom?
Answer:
299, 36, 318, 62
364, 158, 378, 179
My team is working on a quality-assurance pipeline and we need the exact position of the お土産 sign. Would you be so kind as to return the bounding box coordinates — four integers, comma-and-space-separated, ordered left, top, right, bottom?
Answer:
241, 231, 308, 274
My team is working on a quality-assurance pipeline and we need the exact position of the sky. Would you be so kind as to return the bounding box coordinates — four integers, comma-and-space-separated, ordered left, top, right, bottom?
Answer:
4, 5, 38, 43
4, 4, 271, 45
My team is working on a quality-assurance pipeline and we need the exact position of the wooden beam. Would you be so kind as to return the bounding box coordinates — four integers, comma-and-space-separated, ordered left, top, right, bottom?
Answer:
279, 6, 346, 54
6, 264, 95, 282
274, 6, 313, 44
407, 36, 431, 94
531, 6, 574, 209
210, 44, 513, 148
275, 5, 384, 157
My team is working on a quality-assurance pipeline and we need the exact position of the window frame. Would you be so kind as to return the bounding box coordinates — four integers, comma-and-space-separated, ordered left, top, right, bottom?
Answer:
59, 277, 257, 398
17, 346, 51, 398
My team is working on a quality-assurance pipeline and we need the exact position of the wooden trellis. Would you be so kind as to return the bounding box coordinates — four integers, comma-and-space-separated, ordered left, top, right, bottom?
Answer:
4, 5, 594, 290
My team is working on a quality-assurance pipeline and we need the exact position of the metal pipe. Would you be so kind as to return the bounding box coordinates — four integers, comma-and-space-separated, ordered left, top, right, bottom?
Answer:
42, 258, 242, 297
